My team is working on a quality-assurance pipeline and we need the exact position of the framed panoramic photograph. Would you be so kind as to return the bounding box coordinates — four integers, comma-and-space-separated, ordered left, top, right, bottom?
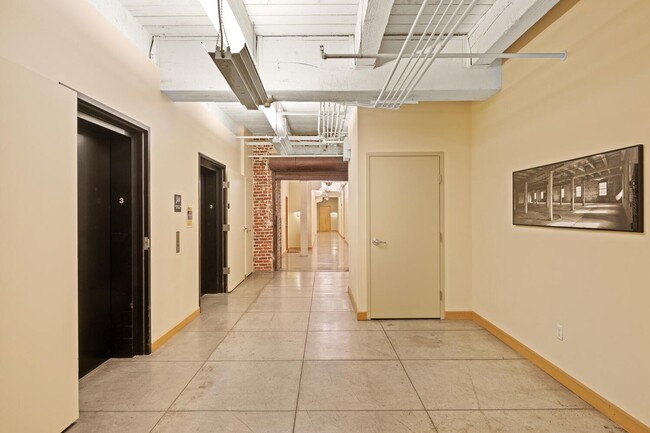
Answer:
513, 145, 644, 232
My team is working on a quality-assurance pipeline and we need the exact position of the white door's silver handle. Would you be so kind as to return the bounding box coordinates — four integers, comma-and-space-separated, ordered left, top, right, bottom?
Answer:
372, 238, 387, 246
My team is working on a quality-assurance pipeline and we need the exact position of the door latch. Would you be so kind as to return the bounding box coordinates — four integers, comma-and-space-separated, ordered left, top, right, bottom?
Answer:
371, 238, 387, 246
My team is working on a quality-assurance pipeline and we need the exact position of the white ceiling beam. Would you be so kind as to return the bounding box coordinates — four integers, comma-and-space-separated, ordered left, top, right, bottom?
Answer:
158, 38, 501, 104
262, 103, 292, 154
224, 0, 256, 53
467, 0, 559, 67
354, 0, 395, 69
87, 0, 152, 56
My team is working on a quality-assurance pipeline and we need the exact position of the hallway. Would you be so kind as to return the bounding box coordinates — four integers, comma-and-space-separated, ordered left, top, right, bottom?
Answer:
282, 232, 349, 272
70, 270, 624, 432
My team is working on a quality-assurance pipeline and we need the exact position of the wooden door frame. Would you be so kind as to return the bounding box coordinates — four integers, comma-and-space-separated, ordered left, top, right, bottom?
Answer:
366, 152, 445, 320
198, 153, 228, 300
77, 94, 151, 355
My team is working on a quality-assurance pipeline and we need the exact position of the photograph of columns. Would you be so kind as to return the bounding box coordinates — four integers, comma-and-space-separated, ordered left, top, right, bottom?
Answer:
513, 145, 643, 232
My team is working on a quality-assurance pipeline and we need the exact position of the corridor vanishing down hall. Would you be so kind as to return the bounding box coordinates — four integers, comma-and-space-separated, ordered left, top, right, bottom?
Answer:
70, 270, 625, 432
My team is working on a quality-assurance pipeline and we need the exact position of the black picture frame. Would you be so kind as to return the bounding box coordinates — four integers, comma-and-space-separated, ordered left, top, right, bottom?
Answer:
512, 145, 644, 232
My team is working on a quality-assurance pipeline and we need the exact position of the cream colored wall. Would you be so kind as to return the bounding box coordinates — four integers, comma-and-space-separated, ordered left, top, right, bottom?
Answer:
280, 181, 289, 253
0, 1, 245, 430
0, 57, 79, 433
287, 181, 302, 249
471, 0, 650, 425
348, 103, 473, 314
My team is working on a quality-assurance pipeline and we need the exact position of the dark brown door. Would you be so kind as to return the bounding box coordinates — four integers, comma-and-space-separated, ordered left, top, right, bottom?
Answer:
200, 155, 227, 296
77, 120, 134, 377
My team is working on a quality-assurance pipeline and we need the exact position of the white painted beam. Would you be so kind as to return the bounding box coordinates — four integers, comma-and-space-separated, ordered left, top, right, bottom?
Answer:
159, 37, 502, 104
224, 0, 255, 53
354, 0, 395, 69
87, 0, 152, 56
468, 0, 559, 67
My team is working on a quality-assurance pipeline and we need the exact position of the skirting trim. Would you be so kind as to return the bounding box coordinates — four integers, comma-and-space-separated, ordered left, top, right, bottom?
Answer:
445, 311, 649, 433
151, 309, 200, 352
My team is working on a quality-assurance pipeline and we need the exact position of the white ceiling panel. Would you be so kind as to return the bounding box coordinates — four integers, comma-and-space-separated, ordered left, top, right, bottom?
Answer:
243, 0, 359, 36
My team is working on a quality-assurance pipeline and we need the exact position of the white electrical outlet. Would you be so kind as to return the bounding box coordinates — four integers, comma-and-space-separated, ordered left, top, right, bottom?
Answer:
556, 324, 564, 341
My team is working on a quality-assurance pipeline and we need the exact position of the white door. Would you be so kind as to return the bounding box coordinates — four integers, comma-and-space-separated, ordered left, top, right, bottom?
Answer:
245, 178, 254, 275
227, 170, 245, 291
369, 155, 441, 318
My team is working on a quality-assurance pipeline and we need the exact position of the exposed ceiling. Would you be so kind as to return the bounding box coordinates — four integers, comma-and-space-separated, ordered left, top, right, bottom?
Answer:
102, 0, 562, 154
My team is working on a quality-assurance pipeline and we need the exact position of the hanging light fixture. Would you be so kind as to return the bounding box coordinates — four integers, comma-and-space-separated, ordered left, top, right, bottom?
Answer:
207, 0, 270, 110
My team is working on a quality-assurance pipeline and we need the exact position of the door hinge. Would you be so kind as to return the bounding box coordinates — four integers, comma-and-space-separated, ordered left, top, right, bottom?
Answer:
223, 224, 231, 232
224, 267, 231, 275
144, 237, 151, 251
439, 232, 443, 243
223, 181, 230, 189
439, 174, 443, 184
440, 291, 443, 301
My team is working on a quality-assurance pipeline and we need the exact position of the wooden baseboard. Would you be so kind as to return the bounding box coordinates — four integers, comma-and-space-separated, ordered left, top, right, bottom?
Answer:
444, 311, 474, 320
472, 312, 649, 433
151, 309, 200, 352
347, 286, 368, 321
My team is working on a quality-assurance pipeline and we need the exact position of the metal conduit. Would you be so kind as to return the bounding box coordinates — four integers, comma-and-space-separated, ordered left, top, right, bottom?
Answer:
373, 0, 430, 108
383, 0, 451, 107
392, 0, 480, 109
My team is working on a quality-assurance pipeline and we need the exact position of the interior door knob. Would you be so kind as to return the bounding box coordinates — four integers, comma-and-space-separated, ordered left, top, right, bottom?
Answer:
371, 238, 387, 246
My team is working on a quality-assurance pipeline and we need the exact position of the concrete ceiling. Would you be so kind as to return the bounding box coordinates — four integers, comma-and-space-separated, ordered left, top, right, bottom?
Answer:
97, 0, 561, 152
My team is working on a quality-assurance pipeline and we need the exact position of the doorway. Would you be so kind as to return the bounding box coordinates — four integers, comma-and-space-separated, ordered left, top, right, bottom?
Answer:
318, 205, 332, 232
369, 154, 441, 319
77, 98, 150, 378
199, 154, 227, 297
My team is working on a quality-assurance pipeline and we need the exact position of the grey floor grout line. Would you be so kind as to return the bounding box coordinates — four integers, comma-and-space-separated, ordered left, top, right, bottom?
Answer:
146, 272, 278, 433
290, 271, 317, 433
81, 407, 598, 414
379, 319, 440, 433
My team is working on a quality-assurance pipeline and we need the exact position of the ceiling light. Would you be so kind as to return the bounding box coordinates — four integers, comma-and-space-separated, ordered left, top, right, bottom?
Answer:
208, 44, 270, 110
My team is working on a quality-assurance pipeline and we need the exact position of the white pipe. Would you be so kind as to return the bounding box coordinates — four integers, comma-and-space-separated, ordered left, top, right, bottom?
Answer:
322, 51, 567, 60
387, 0, 465, 108
248, 154, 344, 159
277, 112, 319, 116
394, 0, 480, 109
373, 0, 429, 108
235, 135, 274, 140
383, 0, 450, 107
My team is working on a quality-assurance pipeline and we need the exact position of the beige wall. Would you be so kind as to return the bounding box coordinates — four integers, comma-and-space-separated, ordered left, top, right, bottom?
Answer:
0, 57, 79, 433
471, 0, 650, 425
348, 103, 473, 315
287, 181, 301, 249
0, 0, 246, 430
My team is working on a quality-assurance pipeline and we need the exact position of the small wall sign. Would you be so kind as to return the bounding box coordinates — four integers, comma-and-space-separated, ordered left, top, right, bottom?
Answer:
186, 207, 193, 228
174, 194, 182, 212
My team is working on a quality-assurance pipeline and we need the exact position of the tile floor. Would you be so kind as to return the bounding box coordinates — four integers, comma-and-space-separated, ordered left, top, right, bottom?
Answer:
69, 271, 626, 433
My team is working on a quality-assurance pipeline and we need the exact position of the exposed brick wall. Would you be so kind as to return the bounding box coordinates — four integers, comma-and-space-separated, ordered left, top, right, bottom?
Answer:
252, 146, 274, 271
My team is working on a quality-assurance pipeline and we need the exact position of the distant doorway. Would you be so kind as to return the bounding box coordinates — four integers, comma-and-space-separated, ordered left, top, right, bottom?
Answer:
77, 98, 150, 378
199, 154, 227, 297
318, 205, 332, 231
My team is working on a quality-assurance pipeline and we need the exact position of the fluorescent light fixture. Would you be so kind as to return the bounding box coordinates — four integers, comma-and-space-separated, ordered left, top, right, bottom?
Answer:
208, 44, 270, 110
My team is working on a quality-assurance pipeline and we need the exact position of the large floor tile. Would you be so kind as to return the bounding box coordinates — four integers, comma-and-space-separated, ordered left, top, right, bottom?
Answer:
298, 361, 423, 410
152, 411, 295, 433
428, 409, 626, 433
305, 331, 397, 360
79, 361, 202, 411
312, 287, 349, 297
309, 312, 382, 331
66, 412, 163, 433
294, 411, 435, 433
181, 311, 243, 332
171, 361, 302, 411
249, 297, 312, 312
233, 312, 310, 331
311, 296, 353, 312
259, 286, 314, 298
403, 360, 590, 410
200, 295, 256, 313
381, 319, 481, 331
135, 331, 226, 361
229, 285, 267, 298
210, 331, 306, 360
386, 330, 521, 360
